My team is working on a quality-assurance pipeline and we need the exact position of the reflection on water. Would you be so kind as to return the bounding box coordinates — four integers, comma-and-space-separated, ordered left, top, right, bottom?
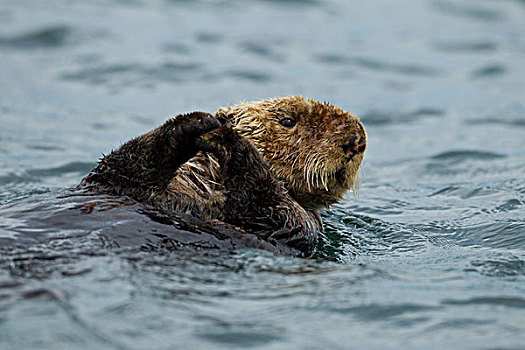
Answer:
1, 0, 525, 349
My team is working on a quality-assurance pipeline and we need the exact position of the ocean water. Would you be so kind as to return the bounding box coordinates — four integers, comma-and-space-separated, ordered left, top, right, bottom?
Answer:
1, 0, 524, 349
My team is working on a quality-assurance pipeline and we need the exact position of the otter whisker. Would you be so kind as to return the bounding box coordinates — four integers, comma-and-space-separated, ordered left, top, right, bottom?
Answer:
305, 157, 313, 191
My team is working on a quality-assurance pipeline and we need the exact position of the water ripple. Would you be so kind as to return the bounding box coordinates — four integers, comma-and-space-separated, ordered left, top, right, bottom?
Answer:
0, 162, 94, 186
472, 64, 506, 78
353, 57, 441, 76
443, 296, 525, 308
61, 61, 204, 86
433, 40, 498, 53
466, 116, 525, 128
430, 150, 504, 160
467, 257, 525, 278
433, 1, 503, 22
361, 108, 444, 125
0, 25, 72, 49
332, 303, 437, 320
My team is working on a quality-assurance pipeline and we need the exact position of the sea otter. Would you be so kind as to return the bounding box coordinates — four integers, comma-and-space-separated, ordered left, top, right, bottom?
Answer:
77, 96, 366, 257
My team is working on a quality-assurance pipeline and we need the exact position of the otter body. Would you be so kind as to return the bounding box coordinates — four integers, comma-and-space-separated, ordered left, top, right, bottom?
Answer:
80, 96, 366, 256
4, 97, 365, 257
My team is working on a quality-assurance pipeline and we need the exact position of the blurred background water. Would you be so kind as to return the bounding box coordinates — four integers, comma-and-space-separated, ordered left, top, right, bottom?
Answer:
1, 0, 524, 349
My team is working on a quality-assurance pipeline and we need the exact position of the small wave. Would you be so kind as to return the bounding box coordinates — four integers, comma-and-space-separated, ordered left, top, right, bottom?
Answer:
195, 32, 223, 44
471, 63, 506, 78
313, 54, 440, 76
0, 274, 70, 311
496, 199, 523, 212
443, 296, 525, 308
429, 185, 500, 199
29, 161, 95, 177
466, 116, 525, 128
433, 1, 503, 22
197, 331, 284, 347
353, 57, 440, 76
424, 317, 494, 331
430, 150, 504, 160
0, 25, 72, 49
433, 40, 497, 53
315, 53, 351, 65
25, 144, 64, 151
61, 63, 137, 85
332, 303, 437, 320
258, 0, 320, 5
467, 257, 525, 278
361, 108, 443, 125
61, 61, 205, 87
318, 211, 432, 261
0, 162, 94, 185
456, 222, 525, 250
226, 69, 272, 82
239, 41, 284, 62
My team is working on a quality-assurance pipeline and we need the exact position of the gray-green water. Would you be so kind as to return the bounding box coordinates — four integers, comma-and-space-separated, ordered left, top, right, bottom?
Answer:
1, 0, 524, 349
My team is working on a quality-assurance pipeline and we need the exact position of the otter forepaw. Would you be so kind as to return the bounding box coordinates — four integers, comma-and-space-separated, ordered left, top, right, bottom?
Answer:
195, 122, 239, 159
170, 112, 222, 142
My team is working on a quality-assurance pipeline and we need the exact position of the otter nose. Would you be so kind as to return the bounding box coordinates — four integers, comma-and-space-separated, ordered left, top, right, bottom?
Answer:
342, 133, 366, 159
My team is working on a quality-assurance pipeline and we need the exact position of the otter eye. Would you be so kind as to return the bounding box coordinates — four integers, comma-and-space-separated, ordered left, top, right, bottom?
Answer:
279, 118, 296, 129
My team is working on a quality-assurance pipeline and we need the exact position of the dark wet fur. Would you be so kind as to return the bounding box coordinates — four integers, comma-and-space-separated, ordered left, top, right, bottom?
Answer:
0, 191, 302, 256
79, 112, 317, 256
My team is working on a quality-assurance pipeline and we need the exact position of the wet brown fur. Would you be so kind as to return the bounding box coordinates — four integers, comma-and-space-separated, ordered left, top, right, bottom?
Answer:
81, 96, 366, 256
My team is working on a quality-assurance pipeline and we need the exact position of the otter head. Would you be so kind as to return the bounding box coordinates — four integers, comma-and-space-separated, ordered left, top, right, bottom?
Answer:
215, 96, 366, 211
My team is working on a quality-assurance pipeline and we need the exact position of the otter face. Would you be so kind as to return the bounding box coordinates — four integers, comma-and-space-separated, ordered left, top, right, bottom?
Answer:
215, 96, 366, 211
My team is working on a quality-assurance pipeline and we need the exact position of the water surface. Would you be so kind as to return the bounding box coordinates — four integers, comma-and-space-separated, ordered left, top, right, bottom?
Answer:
1, 0, 524, 349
